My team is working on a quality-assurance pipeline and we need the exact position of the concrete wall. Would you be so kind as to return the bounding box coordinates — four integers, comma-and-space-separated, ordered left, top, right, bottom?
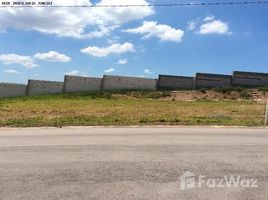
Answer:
232, 71, 268, 87
3, 71, 268, 98
63, 75, 102, 93
102, 75, 157, 90
27, 79, 63, 96
0, 83, 27, 97
158, 75, 194, 90
195, 73, 232, 89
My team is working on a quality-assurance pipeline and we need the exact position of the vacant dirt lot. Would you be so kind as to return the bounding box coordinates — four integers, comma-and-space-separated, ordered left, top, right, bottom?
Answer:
0, 89, 267, 127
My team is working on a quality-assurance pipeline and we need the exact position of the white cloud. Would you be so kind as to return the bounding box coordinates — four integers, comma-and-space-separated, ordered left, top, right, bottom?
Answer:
0, 0, 154, 39
104, 67, 115, 73
124, 21, 184, 43
83, 25, 119, 39
144, 69, 153, 74
118, 59, 128, 65
198, 19, 231, 35
4, 69, 20, 74
34, 51, 71, 62
0, 51, 70, 68
65, 70, 80, 76
81, 42, 135, 57
186, 20, 198, 31
187, 15, 231, 35
95, 0, 154, 24
203, 15, 215, 22
0, 54, 38, 68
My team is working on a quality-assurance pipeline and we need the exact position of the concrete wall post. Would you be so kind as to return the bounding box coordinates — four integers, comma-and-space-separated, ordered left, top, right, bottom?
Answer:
265, 100, 268, 126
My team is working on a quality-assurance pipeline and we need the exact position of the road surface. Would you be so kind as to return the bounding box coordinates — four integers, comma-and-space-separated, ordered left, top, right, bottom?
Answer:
0, 127, 268, 200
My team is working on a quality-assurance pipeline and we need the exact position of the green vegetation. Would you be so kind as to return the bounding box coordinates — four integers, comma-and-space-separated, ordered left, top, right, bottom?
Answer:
0, 90, 266, 127
212, 87, 244, 93
258, 87, 268, 92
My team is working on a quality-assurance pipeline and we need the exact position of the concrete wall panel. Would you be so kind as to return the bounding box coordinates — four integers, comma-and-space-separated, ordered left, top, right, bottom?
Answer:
195, 73, 232, 89
0, 83, 27, 97
102, 75, 157, 90
63, 75, 102, 93
27, 80, 63, 96
232, 71, 268, 87
158, 75, 194, 90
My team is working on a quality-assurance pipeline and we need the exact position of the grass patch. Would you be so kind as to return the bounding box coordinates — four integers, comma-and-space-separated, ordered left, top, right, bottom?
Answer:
258, 87, 268, 92
0, 91, 265, 127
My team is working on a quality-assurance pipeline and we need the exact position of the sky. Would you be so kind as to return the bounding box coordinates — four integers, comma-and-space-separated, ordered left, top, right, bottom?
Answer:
0, 0, 268, 84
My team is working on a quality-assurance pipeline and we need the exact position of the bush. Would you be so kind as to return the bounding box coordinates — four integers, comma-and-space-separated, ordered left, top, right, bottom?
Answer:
258, 87, 268, 92
240, 90, 252, 99
213, 87, 234, 94
199, 88, 207, 94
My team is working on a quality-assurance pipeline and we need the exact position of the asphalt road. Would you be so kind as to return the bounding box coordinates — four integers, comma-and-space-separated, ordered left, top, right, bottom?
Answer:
0, 127, 268, 200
